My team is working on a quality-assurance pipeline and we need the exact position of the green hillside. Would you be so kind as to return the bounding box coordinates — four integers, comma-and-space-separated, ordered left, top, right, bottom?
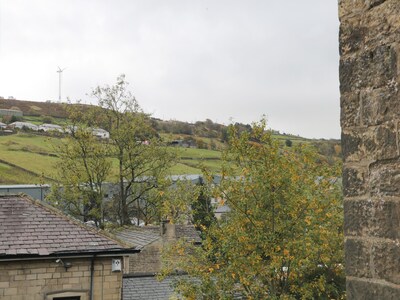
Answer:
0, 99, 341, 184
0, 133, 225, 184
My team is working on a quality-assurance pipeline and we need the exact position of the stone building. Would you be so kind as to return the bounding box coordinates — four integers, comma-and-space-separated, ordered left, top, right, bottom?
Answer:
114, 223, 201, 299
339, 0, 400, 298
114, 223, 201, 274
0, 195, 138, 300
0, 108, 23, 117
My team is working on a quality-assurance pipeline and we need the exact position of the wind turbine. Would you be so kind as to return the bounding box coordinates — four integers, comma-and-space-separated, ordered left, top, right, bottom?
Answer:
57, 66, 66, 102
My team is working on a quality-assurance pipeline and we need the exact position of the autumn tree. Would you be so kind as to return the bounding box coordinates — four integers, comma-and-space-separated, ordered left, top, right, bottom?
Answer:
161, 119, 345, 299
51, 76, 176, 226
49, 122, 111, 228
91, 75, 176, 225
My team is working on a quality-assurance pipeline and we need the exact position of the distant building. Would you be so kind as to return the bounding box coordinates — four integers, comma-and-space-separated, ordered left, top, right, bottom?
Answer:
0, 122, 6, 129
92, 128, 110, 139
8, 121, 38, 131
38, 123, 63, 133
0, 184, 50, 201
0, 108, 23, 117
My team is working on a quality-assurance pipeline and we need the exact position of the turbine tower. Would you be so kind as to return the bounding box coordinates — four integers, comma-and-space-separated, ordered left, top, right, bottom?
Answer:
57, 66, 66, 102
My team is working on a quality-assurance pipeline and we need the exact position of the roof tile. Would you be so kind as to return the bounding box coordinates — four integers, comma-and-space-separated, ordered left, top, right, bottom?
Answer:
0, 195, 130, 257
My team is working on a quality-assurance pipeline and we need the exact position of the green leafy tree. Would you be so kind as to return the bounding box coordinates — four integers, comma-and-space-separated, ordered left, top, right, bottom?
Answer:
161, 119, 345, 299
48, 125, 111, 228
191, 178, 216, 233
91, 75, 176, 225
155, 178, 201, 224
51, 76, 176, 227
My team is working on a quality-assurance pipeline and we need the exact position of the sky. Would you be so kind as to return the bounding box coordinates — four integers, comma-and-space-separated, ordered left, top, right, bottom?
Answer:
0, 0, 340, 139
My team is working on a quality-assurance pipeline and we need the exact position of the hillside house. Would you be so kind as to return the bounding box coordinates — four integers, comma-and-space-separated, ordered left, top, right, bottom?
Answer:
0, 195, 138, 300
38, 123, 63, 133
8, 121, 38, 131
92, 128, 110, 139
0, 122, 6, 129
0, 108, 23, 117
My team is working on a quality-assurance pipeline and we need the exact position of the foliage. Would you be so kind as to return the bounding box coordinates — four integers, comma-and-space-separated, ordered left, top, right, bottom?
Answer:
191, 179, 216, 233
90, 74, 176, 225
41, 115, 54, 124
285, 139, 293, 147
161, 119, 345, 299
48, 75, 175, 226
2, 115, 22, 124
48, 125, 111, 228
156, 178, 202, 224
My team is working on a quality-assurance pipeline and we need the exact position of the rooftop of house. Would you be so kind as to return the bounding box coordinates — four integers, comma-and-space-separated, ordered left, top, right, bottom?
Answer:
122, 274, 179, 300
114, 224, 202, 249
114, 227, 160, 249
0, 195, 136, 258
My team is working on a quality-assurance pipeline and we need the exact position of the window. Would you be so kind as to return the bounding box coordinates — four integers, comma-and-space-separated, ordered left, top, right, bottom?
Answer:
46, 291, 87, 300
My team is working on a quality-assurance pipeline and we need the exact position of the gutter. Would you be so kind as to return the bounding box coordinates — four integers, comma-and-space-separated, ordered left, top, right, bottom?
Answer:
0, 248, 140, 262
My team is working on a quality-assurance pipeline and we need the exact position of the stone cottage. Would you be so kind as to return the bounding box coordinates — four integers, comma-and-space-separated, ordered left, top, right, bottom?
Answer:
0, 195, 138, 300
114, 222, 201, 299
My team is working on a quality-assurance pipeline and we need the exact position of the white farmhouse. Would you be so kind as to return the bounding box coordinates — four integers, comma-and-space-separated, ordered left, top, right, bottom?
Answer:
9, 122, 38, 131
92, 128, 110, 139
38, 123, 63, 133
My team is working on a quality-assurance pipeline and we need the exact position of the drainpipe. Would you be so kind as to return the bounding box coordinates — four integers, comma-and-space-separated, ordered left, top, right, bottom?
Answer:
90, 255, 95, 300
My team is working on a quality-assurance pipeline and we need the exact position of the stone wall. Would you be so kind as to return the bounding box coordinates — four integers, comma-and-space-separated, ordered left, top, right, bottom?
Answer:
128, 240, 163, 274
0, 257, 123, 300
339, 0, 400, 298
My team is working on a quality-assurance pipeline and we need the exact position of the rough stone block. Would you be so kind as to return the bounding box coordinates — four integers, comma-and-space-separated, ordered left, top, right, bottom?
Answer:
342, 130, 363, 162
339, 23, 367, 55
364, 123, 398, 160
340, 45, 397, 93
343, 166, 367, 197
372, 241, 400, 284
345, 238, 372, 279
361, 86, 400, 126
370, 161, 400, 196
344, 199, 400, 239
347, 278, 400, 300
341, 92, 361, 128
346, 238, 400, 285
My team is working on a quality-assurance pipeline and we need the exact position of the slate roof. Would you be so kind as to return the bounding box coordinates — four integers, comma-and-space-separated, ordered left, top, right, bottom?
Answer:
123, 274, 245, 300
123, 275, 178, 300
139, 225, 201, 242
0, 195, 132, 257
114, 227, 160, 249
114, 225, 201, 249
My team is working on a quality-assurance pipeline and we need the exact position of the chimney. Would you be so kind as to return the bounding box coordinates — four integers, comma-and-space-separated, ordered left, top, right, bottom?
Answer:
161, 219, 176, 241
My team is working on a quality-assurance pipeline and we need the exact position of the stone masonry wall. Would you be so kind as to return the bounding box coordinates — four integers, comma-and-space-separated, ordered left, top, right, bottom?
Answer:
0, 257, 123, 300
128, 240, 163, 274
339, 0, 400, 298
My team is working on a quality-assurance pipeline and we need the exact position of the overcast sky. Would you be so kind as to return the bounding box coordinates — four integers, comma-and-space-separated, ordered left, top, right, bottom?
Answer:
0, 0, 340, 139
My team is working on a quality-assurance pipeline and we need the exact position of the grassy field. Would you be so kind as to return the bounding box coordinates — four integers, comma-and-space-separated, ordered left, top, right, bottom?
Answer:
0, 133, 224, 184
0, 129, 339, 184
0, 162, 41, 184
